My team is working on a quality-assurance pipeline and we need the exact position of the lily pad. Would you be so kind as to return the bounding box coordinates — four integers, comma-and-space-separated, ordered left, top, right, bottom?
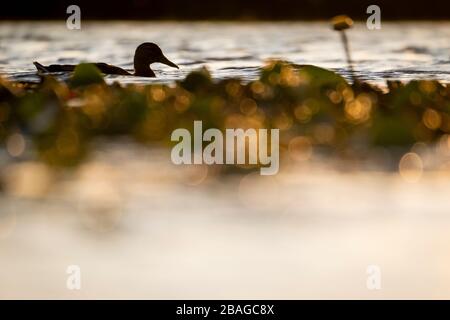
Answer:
70, 63, 105, 88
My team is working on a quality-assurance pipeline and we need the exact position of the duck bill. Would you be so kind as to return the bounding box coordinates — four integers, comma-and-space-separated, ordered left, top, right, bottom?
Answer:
160, 55, 179, 69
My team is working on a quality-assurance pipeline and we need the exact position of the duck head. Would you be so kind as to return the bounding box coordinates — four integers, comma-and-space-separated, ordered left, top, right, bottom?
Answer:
134, 42, 179, 77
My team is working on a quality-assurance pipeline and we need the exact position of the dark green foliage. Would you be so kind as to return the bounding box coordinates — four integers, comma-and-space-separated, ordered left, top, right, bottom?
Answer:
1, 61, 450, 168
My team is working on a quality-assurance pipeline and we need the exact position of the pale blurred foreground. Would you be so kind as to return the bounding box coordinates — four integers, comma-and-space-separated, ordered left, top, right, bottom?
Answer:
1, 143, 450, 299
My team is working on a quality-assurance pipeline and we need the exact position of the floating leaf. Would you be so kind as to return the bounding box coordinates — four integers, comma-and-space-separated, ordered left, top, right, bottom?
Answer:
70, 63, 105, 88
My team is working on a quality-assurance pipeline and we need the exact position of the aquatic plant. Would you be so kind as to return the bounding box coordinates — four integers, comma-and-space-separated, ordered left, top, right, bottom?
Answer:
331, 15, 357, 84
0, 61, 450, 172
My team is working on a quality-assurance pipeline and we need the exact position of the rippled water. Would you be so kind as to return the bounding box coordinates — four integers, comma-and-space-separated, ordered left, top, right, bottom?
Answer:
1, 21, 450, 85
3, 21, 450, 299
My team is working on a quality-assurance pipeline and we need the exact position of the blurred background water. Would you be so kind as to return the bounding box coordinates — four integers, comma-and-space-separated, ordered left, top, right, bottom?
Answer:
2, 143, 450, 299
1, 21, 450, 85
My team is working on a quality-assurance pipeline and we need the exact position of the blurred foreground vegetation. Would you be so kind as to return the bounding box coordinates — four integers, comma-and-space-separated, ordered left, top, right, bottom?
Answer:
1, 61, 450, 170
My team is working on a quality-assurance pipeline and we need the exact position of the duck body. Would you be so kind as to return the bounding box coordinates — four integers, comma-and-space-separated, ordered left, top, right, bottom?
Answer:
34, 62, 132, 75
33, 43, 178, 78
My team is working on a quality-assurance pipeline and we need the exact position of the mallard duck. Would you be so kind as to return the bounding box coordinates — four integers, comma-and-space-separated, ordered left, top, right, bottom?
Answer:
33, 42, 179, 77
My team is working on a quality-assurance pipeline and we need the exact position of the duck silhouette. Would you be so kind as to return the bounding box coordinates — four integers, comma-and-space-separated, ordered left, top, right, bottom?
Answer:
33, 42, 179, 77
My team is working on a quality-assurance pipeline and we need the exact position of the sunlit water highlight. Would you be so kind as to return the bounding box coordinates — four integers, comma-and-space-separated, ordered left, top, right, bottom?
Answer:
1, 21, 450, 85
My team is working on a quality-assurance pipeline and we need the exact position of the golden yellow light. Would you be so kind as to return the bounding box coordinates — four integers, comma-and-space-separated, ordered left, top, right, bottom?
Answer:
331, 15, 354, 31
280, 66, 300, 87
344, 94, 372, 123
399, 152, 423, 183
250, 81, 265, 95
294, 104, 312, 123
328, 90, 343, 104
342, 87, 354, 102
225, 82, 242, 98
422, 108, 442, 130
150, 86, 166, 102
419, 81, 436, 94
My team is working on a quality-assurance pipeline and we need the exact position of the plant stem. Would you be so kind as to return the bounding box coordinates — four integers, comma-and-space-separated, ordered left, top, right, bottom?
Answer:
341, 31, 357, 84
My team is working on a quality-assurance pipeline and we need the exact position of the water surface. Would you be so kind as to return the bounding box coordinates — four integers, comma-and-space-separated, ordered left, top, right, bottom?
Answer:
1, 21, 449, 85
